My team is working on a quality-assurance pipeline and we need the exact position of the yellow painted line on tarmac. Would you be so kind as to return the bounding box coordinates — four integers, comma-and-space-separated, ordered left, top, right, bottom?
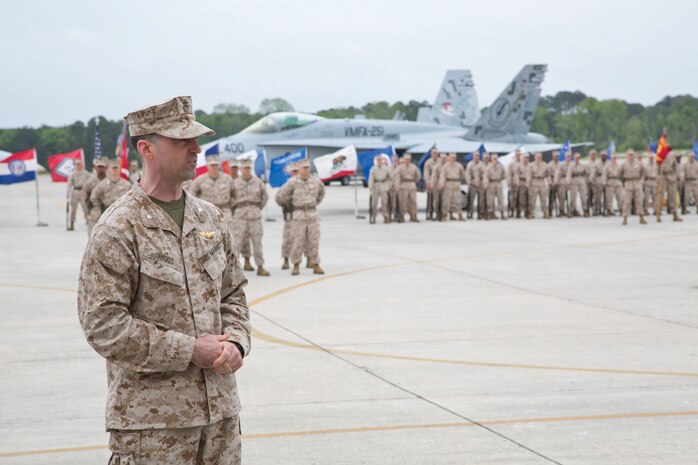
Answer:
3, 410, 697, 457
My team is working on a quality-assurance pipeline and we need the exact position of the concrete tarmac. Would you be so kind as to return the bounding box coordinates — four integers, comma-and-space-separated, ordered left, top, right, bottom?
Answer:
1, 175, 697, 464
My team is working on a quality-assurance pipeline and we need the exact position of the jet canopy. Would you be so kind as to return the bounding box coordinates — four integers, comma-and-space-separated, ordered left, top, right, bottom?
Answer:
241, 112, 325, 134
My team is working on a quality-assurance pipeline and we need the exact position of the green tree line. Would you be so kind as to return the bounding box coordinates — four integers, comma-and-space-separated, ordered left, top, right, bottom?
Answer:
1, 93, 696, 169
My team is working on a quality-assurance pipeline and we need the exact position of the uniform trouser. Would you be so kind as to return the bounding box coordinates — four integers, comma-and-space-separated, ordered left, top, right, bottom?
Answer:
371, 190, 388, 217
467, 185, 479, 217
487, 183, 505, 214
592, 182, 604, 213
557, 185, 568, 215
108, 416, 240, 465
69, 191, 88, 224
528, 182, 548, 216
478, 187, 487, 217
643, 183, 656, 213
605, 184, 623, 213
282, 219, 292, 259
568, 180, 588, 213
659, 177, 678, 214
433, 189, 444, 217
388, 191, 400, 218
508, 185, 518, 214
291, 219, 320, 265
443, 185, 461, 214
398, 187, 417, 217
622, 183, 644, 217
232, 217, 264, 266
684, 181, 698, 211
224, 210, 250, 258
548, 185, 558, 216
517, 185, 528, 215
426, 189, 434, 217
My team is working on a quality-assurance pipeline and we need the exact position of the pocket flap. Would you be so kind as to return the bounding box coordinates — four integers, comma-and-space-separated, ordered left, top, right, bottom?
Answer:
140, 259, 184, 287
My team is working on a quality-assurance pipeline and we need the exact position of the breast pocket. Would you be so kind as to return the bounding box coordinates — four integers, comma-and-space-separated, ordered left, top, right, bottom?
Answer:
137, 259, 185, 327
203, 250, 226, 284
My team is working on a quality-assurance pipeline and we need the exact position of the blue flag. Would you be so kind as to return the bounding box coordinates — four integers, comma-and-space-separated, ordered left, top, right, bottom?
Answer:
606, 140, 615, 159
558, 140, 571, 161
358, 146, 394, 179
254, 147, 267, 179
465, 143, 486, 162
648, 138, 658, 154
205, 143, 219, 156
269, 147, 307, 187
692, 138, 698, 160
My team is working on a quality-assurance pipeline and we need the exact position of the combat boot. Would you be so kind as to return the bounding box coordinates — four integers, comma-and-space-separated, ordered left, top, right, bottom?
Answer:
384, 216, 391, 224
500, 212, 507, 220
243, 257, 254, 271
449, 213, 457, 221
673, 212, 683, 222
583, 211, 590, 217
306, 258, 312, 268
622, 216, 628, 225
256, 266, 270, 277
640, 215, 647, 224
67, 221, 74, 231
410, 214, 420, 223
291, 264, 300, 275
458, 213, 465, 222
281, 258, 289, 270
312, 264, 325, 275
440, 213, 447, 222
397, 215, 405, 223
543, 212, 550, 219
369, 215, 376, 224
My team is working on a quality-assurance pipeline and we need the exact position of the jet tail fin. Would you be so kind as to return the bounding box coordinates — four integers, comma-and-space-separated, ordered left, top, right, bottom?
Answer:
419, 70, 480, 128
467, 64, 547, 139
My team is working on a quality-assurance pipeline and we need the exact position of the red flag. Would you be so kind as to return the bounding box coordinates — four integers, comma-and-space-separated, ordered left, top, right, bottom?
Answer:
116, 123, 130, 180
655, 133, 671, 165
47, 149, 84, 182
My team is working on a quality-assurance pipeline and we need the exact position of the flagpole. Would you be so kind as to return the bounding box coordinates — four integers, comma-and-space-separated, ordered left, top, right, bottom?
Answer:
34, 160, 48, 227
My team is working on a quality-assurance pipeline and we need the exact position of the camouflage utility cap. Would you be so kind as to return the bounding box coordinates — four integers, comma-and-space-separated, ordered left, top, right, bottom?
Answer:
207, 155, 220, 165
94, 157, 108, 167
125, 96, 215, 139
298, 159, 311, 168
240, 159, 253, 168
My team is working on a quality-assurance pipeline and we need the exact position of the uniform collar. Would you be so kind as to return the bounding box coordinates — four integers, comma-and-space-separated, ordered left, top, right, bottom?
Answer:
131, 183, 205, 236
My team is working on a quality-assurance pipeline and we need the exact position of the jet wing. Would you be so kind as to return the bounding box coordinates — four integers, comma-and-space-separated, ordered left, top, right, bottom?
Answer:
404, 139, 592, 154
258, 138, 426, 151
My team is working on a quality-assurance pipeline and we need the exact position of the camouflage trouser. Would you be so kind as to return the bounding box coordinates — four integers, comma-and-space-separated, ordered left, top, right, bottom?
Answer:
108, 416, 240, 465
508, 185, 518, 215
591, 182, 604, 214
370, 190, 388, 217
643, 182, 656, 213
622, 183, 644, 217
528, 182, 548, 216
232, 217, 264, 266
487, 183, 505, 215
291, 219, 320, 266
659, 177, 679, 214
388, 191, 400, 218
426, 189, 434, 218
605, 184, 623, 213
443, 185, 461, 214
223, 210, 250, 258
282, 219, 292, 259
69, 191, 88, 224
478, 187, 487, 217
517, 185, 528, 216
467, 185, 479, 217
433, 189, 444, 217
398, 187, 417, 217
568, 180, 588, 213
684, 180, 698, 211
557, 185, 568, 215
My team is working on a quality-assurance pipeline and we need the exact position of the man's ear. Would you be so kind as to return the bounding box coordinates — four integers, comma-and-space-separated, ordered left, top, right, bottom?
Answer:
138, 139, 155, 161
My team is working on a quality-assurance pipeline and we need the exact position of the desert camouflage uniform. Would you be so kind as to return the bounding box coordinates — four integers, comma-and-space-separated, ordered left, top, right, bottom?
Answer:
602, 162, 623, 215
681, 158, 698, 214
643, 160, 658, 214
554, 160, 570, 216
658, 153, 680, 215
517, 160, 529, 217
506, 160, 520, 217
590, 159, 605, 215
369, 164, 391, 221
78, 184, 250, 465
566, 161, 588, 216
620, 159, 645, 218
276, 175, 325, 266
423, 157, 438, 219
476, 161, 489, 218
90, 177, 131, 221
431, 159, 446, 219
438, 161, 465, 218
67, 169, 91, 226
464, 160, 481, 218
396, 162, 420, 220
484, 162, 506, 218
388, 163, 401, 220
232, 176, 268, 267
547, 160, 559, 216
527, 161, 549, 218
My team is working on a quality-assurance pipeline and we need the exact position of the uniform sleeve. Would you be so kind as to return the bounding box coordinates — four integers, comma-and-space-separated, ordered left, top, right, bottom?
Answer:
316, 180, 326, 204
78, 225, 196, 373
601, 165, 608, 184
90, 185, 103, 217
275, 180, 292, 206
191, 179, 202, 197
260, 181, 269, 209
219, 220, 252, 357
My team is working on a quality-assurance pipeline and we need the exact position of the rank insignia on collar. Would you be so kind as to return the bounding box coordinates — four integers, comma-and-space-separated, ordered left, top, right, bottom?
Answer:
199, 231, 215, 240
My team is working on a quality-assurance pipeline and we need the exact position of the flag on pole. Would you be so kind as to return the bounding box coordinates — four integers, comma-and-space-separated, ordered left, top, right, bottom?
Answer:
313, 145, 357, 183
647, 138, 658, 154
605, 140, 615, 160
0, 149, 38, 185
655, 132, 671, 165
47, 149, 84, 182
358, 146, 394, 178
269, 148, 307, 187
558, 140, 571, 161
235, 148, 268, 179
94, 118, 102, 164
115, 122, 129, 180
692, 138, 698, 160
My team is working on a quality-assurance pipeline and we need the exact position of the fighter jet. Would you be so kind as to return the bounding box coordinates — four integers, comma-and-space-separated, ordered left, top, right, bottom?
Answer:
416, 69, 480, 128
212, 65, 580, 164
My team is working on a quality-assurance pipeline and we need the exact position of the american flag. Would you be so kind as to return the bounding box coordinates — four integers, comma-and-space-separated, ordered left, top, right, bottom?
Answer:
94, 117, 102, 163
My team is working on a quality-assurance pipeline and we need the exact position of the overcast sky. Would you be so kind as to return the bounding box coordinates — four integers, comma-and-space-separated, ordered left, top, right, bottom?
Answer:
1, 0, 696, 128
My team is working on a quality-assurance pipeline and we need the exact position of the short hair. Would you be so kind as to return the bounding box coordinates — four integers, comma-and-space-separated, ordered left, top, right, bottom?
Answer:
130, 133, 159, 151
